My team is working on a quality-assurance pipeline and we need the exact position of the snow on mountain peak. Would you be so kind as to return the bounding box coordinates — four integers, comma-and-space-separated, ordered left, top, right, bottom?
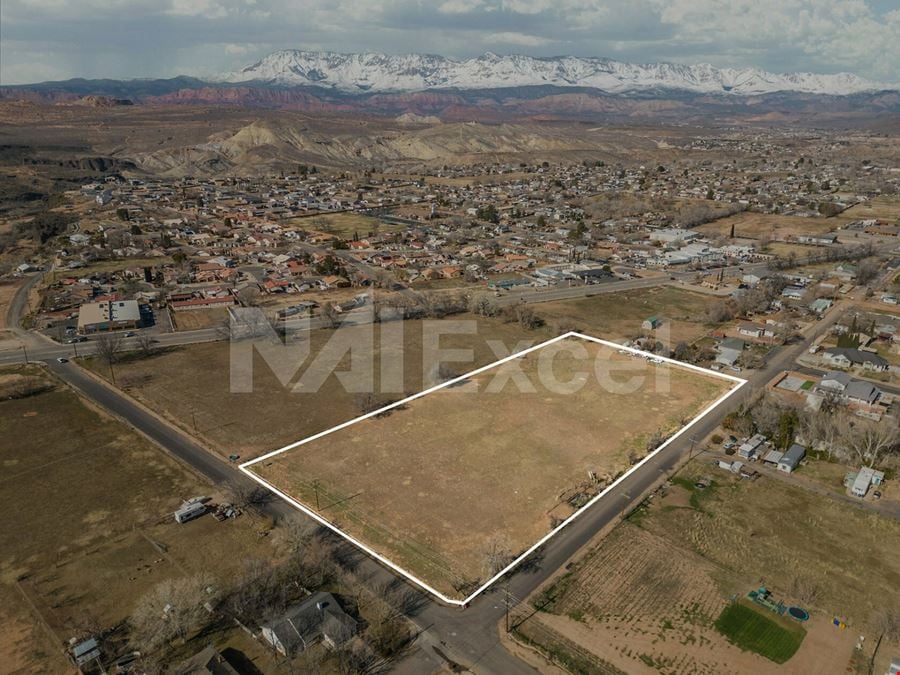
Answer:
218, 50, 893, 96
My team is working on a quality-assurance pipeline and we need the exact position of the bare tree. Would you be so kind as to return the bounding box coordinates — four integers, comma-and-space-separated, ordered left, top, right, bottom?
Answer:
481, 534, 513, 578
774, 319, 800, 345
320, 301, 340, 329
843, 417, 899, 467
236, 285, 262, 307
800, 407, 846, 460
856, 258, 880, 286
130, 574, 217, 653
705, 300, 733, 323
515, 305, 543, 330
354, 392, 380, 415
469, 293, 499, 317
95, 332, 123, 365
227, 482, 271, 511
870, 609, 900, 673
136, 332, 156, 357
217, 307, 273, 340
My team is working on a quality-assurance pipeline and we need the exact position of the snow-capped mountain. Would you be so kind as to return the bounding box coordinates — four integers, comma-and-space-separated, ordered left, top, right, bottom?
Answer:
219, 50, 893, 96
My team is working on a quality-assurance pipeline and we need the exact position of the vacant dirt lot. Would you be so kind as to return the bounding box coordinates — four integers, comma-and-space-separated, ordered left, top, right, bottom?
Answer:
250, 337, 732, 599
840, 198, 900, 222
171, 307, 228, 331
0, 365, 194, 669
83, 315, 550, 459
517, 460, 900, 674
0, 366, 204, 581
287, 212, 404, 238
535, 286, 717, 346
82, 288, 722, 460
0, 364, 271, 671
695, 212, 850, 241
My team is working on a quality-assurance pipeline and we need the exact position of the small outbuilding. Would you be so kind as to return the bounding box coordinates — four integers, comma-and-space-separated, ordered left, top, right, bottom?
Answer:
778, 444, 806, 473
738, 434, 766, 460
851, 466, 885, 497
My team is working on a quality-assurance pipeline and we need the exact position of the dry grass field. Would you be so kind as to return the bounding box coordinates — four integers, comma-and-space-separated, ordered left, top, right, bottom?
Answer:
249, 336, 732, 599
0, 366, 203, 582
287, 212, 404, 238
695, 212, 850, 241
0, 364, 273, 672
171, 307, 228, 331
535, 286, 717, 346
82, 288, 722, 461
517, 460, 900, 674
83, 315, 547, 459
840, 198, 900, 222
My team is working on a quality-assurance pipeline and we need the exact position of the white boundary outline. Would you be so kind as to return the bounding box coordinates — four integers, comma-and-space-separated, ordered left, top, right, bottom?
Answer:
239, 331, 746, 607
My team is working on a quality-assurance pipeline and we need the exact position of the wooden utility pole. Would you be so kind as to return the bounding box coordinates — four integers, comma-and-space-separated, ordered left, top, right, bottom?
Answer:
505, 579, 511, 633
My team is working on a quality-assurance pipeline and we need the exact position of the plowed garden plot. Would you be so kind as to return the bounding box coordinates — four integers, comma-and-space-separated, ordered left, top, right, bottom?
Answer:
245, 333, 740, 603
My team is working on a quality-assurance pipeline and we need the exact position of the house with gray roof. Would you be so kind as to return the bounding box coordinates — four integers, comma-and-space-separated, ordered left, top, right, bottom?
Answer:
260, 592, 357, 656
822, 347, 890, 372
778, 444, 806, 473
716, 337, 745, 367
844, 380, 882, 406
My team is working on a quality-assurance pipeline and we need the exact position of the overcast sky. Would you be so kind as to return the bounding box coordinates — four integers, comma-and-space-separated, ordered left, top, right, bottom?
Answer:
1, 0, 898, 85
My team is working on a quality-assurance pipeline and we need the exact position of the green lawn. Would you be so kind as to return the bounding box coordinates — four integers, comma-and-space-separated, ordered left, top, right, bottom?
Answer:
714, 601, 805, 664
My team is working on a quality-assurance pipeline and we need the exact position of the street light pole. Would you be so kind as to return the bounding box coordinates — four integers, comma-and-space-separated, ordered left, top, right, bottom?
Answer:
21, 344, 28, 364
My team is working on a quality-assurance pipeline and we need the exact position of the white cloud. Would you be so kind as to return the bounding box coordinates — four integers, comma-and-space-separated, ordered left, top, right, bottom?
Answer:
486, 31, 554, 46
650, 0, 899, 78
0, 0, 897, 83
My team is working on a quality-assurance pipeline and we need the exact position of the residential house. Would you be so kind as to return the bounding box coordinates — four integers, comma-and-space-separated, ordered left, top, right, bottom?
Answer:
822, 347, 890, 372
833, 263, 858, 281
260, 592, 358, 656
716, 337, 745, 367
172, 646, 240, 675
738, 322, 771, 339
808, 298, 833, 315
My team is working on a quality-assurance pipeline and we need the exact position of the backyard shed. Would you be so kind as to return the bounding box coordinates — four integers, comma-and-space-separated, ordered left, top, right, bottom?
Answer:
778, 444, 806, 473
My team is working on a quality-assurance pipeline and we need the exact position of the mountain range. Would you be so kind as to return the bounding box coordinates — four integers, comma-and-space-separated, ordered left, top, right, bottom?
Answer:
219, 50, 895, 97
2, 50, 898, 126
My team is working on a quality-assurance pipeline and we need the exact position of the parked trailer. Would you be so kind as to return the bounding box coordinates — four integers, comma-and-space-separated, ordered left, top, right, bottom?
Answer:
174, 501, 206, 524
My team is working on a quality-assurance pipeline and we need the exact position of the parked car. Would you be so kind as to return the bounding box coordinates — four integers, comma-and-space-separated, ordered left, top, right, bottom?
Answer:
56, 357, 69, 363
